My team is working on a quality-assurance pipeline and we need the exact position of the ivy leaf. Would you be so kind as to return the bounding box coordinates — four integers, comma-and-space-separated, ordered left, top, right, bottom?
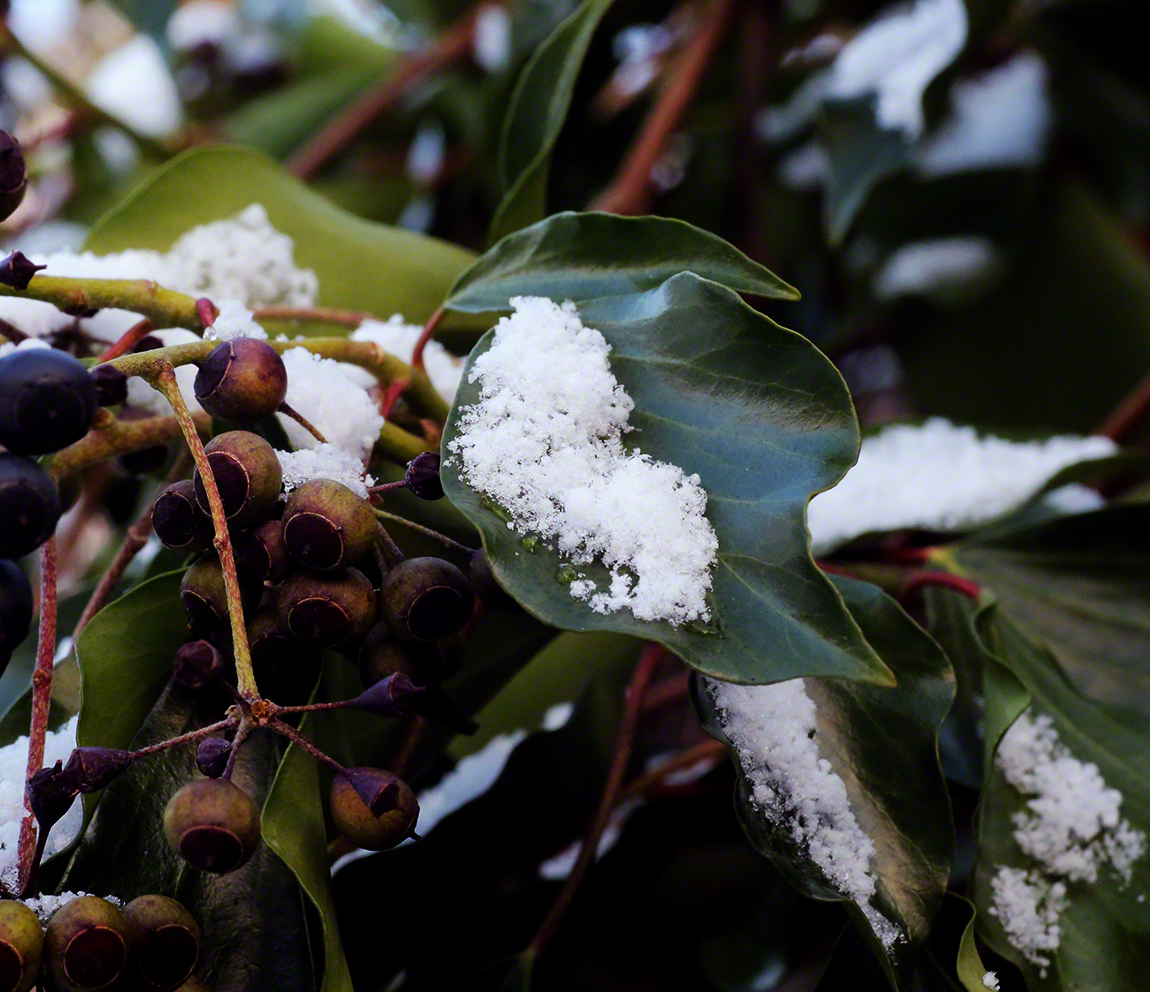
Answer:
695, 576, 954, 988
955, 505, 1150, 714
441, 273, 890, 685
490, 0, 614, 242
971, 608, 1150, 992
446, 212, 799, 313
85, 145, 475, 323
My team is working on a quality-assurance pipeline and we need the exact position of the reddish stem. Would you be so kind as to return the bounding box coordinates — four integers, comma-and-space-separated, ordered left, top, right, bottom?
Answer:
590, 0, 736, 215
288, 12, 481, 180
96, 318, 155, 362
900, 571, 981, 607
529, 642, 664, 955
131, 718, 236, 759
411, 307, 445, 372
18, 537, 58, 894
380, 377, 411, 419
195, 298, 219, 329
618, 737, 726, 803
1096, 370, 1150, 443
251, 306, 370, 327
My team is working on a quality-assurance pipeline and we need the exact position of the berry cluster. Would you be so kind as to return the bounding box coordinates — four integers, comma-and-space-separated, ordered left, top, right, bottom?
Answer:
0, 892, 203, 992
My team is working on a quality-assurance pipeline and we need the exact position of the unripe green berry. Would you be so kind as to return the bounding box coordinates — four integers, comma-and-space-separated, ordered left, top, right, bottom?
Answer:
379, 557, 475, 642
193, 339, 287, 423
123, 895, 200, 992
276, 568, 375, 647
282, 480, 376, 571
43, 896, 130, 992
163, 779, 261, 874
0, 900, 42, 992
330, 768, 418, 850
192, 431, 282, 530
152, 481, 211, 552
179, 556, 259, 635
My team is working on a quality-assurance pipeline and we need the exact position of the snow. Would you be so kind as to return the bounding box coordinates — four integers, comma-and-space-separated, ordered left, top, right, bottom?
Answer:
21, 891, 120, 923
872, 237, 1001, 302
85, 36, 184, 139
474, 4, 512, 73
405, 121, 447, 186
125, 329, 204, 416
0, 716, 84, 893
448, 297, 719, 625
349, 315, 464, 402
989, 710, 1146, 971
204, 299, 269, 342
806, 419, 1116, 553
827, 0, 967, 139
982, 973, 1000, 991
5, 0, 80, 54
707, 677, 902, 949
915, 52, 1052, 177
0, 337, 52, 360
167, 0, 241, 50
277, 347, 385, 460
278, 443, 373, 498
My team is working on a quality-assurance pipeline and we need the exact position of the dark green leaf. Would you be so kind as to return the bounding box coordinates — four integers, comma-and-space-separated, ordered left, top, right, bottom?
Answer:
697, 576, 954, 988
108, 0, 179, 39
971, 608, 1150, 992
441, 273, 890, 685
446, 212, 799, 313
955, 505, 1150, 714
85, 145, 476, 323
490, 0, 614, 242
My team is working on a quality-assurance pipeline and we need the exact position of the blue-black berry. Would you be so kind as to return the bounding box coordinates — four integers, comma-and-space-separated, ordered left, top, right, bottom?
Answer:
0, 348, 98, 455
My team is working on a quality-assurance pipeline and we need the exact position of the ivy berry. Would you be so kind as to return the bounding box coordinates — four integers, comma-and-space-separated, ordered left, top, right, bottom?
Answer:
43, 896, 131, 992
193, 339, 288, 423
0, 454, 62, 560
0, 348, 98, 455
0, 900, 42, 992
379, 557, 475, 641
163, 779, 261, 874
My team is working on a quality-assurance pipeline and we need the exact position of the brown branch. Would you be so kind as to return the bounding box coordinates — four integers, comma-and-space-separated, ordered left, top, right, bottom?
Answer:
288, 10, 482, 180
96, 318, 155, 362
278, 401, 328, 444
411, 307, 444, 371
530, 642, 664, 955
251, 306, 371, 328
18, 537, 58, 894
618, 737, 726, 803
589, 0, 736, 215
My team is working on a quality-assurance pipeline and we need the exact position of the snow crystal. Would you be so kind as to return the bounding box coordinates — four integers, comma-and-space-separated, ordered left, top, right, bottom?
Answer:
982, 973, 1000, 991
873, 236, 1001, 302
204, 299, 269, 342
350, 315, 464, 401
0, 716, 84, 893
827, 0, 966, 138
915, 52, 1051, 177
125, 329, 204, 416
806, 419, 1116, 553
474, 3, 512, 73
988, 868, 1067, 972
21, 891, 120, 923
989, 710, 1146, 971
86, 35, 184, 139
448, 297, 718, 626
278, 443, 373, 498
277, 347, 384, 460
707, 678, 902, 949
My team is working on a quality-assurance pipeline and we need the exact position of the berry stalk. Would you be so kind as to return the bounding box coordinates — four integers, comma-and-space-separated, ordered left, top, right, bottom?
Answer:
48, 409, 209, 482
152, 363, 259, 699
0, 275, 207, 331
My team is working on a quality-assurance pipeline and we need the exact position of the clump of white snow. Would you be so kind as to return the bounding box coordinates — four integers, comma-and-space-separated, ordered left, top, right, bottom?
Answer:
0, 716, 84, 893
21, 891, 120, 923
989, 710, 1145, 972
277, 347, 384, 461
807, 419, 1116, 553
872, 237, 1001, 303
350, 315, 464, 401
448, 297, 718, 626
707, 677, 902, 950
278, 443, 373, 498
826, 0, 967, 138
0, 337, 52, 360
124, 329, 204, 416
982, 972, 1000, 991
85, 35, 184, 138
204, 299, 268, 342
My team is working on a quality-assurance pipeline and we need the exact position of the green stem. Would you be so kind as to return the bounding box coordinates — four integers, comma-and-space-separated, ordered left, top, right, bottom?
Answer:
151, 363, 258, 699
373, 508, 473, 554
1, 276, 205, 330
48, 409, 209, 482
377, 421, 433, 463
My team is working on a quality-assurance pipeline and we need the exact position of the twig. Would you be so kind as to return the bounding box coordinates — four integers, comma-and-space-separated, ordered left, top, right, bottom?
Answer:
1, 275, 206, 331
18, 538, 58, 894
49, 410, 209, 483
899, 571, 981, 608
375, 525, 406, 567
0, 26, 169, 160
278, 401, 328, 444
380, 378, 411, 419
372, 508, 474, 554
589, 0, 736, 215
73, 450, 194, 638
251, 306, 371, 327
618, 738, 726, 803
152, 363, 258, 698
269, 719, 347, 777
132, 718, 236, 759
1096, 370, 1150, 443
288, 10, 482, 180
529, 642, 663, 955
411, 307, 445, 371
96, 318, 155, 362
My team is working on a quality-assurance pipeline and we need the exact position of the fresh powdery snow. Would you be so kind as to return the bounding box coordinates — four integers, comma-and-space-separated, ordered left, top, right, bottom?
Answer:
707, 677, 903, 949
806, 419, 1116, 553
0, 716, 83, 893
278, 443, 373, 498
448, 296, 719, 625
21, 892, 120, 923
982, 973, 1000, 991
349, 316, 464, 402
989, 710, 1146, 972
277, 347, 385, 460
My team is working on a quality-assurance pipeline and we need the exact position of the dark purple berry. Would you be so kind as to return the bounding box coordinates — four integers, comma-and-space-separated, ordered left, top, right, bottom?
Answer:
351, 673, 424, 717
0, 454, 61, 559
234, 519, 290, 583
330, 768, 418, 850
379, 557, 474, 642
89, 365, 129, 407
276, 568, 376, 648
247, 607, 321, 704
123, 895, 200, 992
0, 348, 98, 454
179, 556, 258, 635
173, 640, 226, 689
196, 738, 232, 779
0, 251, 44, 290
193, 339, 288, 423
282, 480, 376, 571
0, 130, 27, 224
152, 481, 211, 552
44, 896, 130, 992
403, 452, 443, 500
192, 430, 282, 529
26, 762, 77, 832
0, 559, 33, 665
163, 779, 261, 874
56, 747, 134, 793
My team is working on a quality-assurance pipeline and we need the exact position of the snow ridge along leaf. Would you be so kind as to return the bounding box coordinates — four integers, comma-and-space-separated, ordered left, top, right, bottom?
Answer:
441, 273, 891, 685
